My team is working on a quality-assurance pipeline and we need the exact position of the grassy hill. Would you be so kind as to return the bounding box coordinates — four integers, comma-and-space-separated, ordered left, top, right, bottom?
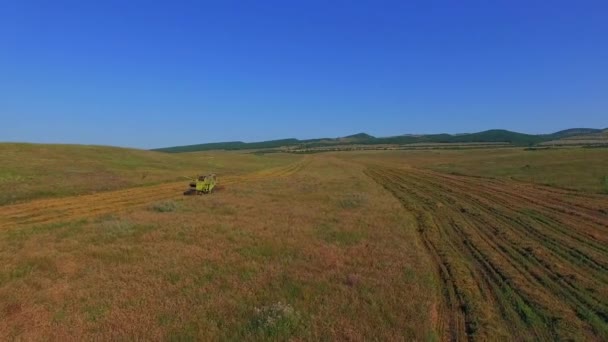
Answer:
548, 128, 603, 139
154, 139, 302, 153
0, 143, 300, 205
154, 128, 607, 153
373, 129, 545, 146
540, 128, 608, 146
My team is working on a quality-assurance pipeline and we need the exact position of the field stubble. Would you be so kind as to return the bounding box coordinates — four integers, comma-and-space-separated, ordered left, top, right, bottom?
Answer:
366, 165, 608, 340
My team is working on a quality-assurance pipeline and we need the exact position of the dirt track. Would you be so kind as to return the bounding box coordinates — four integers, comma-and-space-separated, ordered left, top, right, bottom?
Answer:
0, 159, 309, 230
366, 166, 608, 341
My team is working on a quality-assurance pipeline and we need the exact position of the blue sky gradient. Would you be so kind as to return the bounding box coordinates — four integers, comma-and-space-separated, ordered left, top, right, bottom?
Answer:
1, 0, 607, 148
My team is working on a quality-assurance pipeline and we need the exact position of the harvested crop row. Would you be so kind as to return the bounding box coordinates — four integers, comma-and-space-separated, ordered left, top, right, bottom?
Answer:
0, 159, 309, 230
365, 166, 608, 341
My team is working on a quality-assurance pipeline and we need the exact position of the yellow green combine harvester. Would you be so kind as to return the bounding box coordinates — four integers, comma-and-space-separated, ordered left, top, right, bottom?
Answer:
183, 174, 217, 195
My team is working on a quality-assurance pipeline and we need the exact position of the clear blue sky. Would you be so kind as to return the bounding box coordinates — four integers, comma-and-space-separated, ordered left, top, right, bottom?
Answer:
1, 0, 607, 148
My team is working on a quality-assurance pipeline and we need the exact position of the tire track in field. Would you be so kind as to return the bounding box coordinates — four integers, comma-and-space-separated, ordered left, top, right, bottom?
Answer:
365, 166, 608, 341
0, 159, 309, 229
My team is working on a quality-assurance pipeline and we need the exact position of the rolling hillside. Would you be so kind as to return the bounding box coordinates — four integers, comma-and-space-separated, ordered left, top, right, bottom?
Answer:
153, 128, 607, 152
0, 143, 301, 205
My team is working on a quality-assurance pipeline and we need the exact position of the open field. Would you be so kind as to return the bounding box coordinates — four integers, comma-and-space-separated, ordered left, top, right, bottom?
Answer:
0, 146, 607, 340
0, 155, 436, 340
0, 143, 301, 205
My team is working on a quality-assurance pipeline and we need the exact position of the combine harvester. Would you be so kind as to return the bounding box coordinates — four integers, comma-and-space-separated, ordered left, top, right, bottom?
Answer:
183, 174, 217, 195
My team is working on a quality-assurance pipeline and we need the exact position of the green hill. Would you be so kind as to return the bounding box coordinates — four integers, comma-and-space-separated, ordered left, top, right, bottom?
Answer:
153, 128, 607, 153
365, 130, 542, 146
0, 143, 300, 204
154, 139, 301, 153
547, 128, 603, 139
342, 133, 376, 140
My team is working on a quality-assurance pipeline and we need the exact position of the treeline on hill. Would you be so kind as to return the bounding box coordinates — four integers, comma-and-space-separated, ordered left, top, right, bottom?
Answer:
153, 128, 606, 153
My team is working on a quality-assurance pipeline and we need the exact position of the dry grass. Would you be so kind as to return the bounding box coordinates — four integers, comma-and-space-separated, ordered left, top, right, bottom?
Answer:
1, 147, 607, 340
0, 155, 437, 340
0, 143, 301, 205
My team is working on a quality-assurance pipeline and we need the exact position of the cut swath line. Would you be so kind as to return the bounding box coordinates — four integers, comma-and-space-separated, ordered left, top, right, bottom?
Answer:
365, 166, 608, 341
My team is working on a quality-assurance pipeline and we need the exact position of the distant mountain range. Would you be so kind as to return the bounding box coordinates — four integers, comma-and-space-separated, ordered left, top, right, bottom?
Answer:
153, 128, 608, 153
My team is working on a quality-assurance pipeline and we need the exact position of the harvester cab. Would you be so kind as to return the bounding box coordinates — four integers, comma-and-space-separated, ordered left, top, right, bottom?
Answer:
183, 173, 217, 195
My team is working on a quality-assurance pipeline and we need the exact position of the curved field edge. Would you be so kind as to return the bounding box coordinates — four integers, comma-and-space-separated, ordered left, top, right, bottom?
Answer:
364, 166, 608, 341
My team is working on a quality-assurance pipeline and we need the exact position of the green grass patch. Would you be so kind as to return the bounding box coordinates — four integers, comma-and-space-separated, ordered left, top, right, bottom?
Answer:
9, 262, 36, 280
84, 303, 109, 322
52, 308, 68, 324
0, 171, 26, 183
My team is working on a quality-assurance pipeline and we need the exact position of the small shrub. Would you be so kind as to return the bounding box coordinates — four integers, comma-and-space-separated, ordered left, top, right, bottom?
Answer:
250, 302, 301, 338
151, 201, 179, 213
